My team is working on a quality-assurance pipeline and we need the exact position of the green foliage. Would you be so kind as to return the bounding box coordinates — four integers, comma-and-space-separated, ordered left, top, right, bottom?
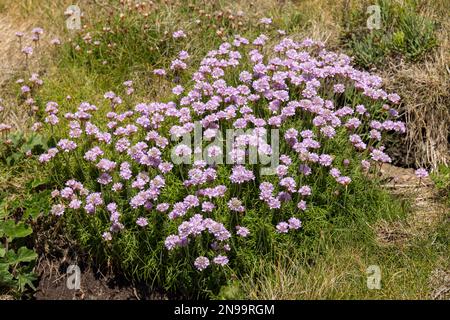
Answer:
343, 0, 438, 68
0, 132, 48, 166
29, 1, 413, 298
1, 0, 444, 300
0, 221, 38, 293
0, 164, 51, 295
431, 165, 450, 207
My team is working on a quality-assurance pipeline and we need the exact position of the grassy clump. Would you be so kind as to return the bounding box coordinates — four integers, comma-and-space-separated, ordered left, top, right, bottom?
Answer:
342, 0, 438, 69
432, 165, 450, 207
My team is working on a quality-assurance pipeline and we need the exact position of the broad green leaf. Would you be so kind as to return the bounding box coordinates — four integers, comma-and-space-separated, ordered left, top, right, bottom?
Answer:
17, 272, 37, 292
29, 178, 48, 189
1, 221, 33, 241
4, 247, 37, 265
23, 191, 51, 220
16, 247, 38, 263
0, 247, 5, 258
0, 263, 14, 285
24, 206, 42, 220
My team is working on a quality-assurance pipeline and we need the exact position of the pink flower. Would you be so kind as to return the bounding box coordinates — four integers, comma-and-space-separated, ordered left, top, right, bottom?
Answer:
276, 222, 289, 234
288, 217, 302, 230
260, 17, 272, 25
172, 85, 184, 95
228, 198, 245, 213
415, 168, 429, 179
230, 165, 255, 184
213, 255, 229, 266
22, 46, 33, 55
51, 204, 65, 216
172, 30, 186, 39
57, 139, 77, 152
194, 256, 210, 271
236, 226, 250, 237
102, 232, 112, 241
136, 217, 148, 227
297, 200, 307, 211
153, 69, 166, 76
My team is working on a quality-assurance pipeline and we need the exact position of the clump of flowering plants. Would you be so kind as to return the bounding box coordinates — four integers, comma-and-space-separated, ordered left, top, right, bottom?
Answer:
42, 33, 404, 293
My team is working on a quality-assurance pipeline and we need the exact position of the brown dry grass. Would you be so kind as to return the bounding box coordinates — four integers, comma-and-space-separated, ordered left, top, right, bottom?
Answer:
381, 0, 450, 168
374, 163, 448, 246
0, 0, 73, 132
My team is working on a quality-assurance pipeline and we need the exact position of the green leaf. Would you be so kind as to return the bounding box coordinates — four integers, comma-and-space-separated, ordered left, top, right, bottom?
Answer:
30, 178, 47, 189
16, 247, 38, 263
4, 247, 37, 265
0, 202, 7, 220
9, 132, 24, 148
23, 191, 51, 220
0, 221, 33, 241
17, 272, 37, 292
0, 247, 5, 258
0, 263, 14, 285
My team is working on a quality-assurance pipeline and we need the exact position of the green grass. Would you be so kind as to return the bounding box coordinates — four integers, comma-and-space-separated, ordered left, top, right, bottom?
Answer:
224, 190, 448, 299
343, 0, 438, 69
432, 165, 450, 207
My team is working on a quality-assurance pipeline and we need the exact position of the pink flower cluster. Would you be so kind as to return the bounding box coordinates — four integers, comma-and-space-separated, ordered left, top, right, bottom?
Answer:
46, 33, 404, 271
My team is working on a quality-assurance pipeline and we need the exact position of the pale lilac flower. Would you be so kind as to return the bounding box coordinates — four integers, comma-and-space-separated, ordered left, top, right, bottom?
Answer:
361, 160, 370, 171
84, 146, 103, 161
415, 168, 428, 179
156, 203, 169, 212
260, 17, 272, 25
22, 46, 33, 55
236, 226, 250, 237
102, 232, 112, 241
297, 200, 307, 211
51, 204, 65, 216
165, 235, 180, 250
96, 158, 116, 172
51, 38, 61, 45
213, 255, 229, 266
228, 198, 245, 212
112, 183, 123, 192
153, 69, 166, 76
57, 139, 77, 152
172, 85, 184, 95
230, 165, 255, 184
194, 256, 210, 271
136, 217, 148, 227
69, 199, 82, 209
336, 176, 352, 186
178, 50, 189, 60
51, 190, 60, 198
21, 85, 31, 94
298, 185, 312, 196
201, 201, 215, 213
330, 167, 341, 178
276, 222, 289, 234
173, 30, 186, 39
288, 217, 302, 230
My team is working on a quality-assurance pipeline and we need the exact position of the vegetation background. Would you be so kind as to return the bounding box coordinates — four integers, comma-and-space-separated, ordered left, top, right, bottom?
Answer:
0, 0, 448, 299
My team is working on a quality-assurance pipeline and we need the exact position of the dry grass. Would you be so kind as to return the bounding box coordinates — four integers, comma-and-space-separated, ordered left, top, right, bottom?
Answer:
381, 0, 450, 168
429, 268, 450, 300
374, 164, 448, 246
0, 0, 73, 132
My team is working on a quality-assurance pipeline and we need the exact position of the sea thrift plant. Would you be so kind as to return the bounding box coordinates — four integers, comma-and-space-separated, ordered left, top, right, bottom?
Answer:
43, 33, 404, 289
